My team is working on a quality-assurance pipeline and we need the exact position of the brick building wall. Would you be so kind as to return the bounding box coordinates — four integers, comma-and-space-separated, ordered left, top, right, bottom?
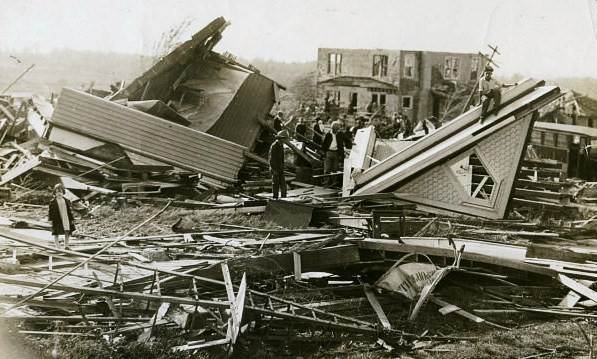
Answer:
316, 47, 482, 123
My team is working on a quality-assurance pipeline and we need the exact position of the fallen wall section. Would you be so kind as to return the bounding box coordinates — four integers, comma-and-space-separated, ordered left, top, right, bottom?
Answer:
47, 88, 247, 185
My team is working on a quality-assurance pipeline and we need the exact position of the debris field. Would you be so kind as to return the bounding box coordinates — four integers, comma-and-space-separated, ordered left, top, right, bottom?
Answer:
0, 16, 597, 359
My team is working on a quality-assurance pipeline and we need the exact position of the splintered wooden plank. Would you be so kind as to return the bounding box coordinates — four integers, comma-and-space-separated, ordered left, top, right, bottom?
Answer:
0, 156, 41, 186
293, 252, 302, 281
61, 177, 115, 194
230, 273, 247, 345
221, 263, 236, 304
363, 285, 391, 330
430, 296, 484, 323
558, 274, 597, 303
0, 272, 228, 308
431, 296, 511, 330
192, 245, 360, 280
558, 290, 582, 308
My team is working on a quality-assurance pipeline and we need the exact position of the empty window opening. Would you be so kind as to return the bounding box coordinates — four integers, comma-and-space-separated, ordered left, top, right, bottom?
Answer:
373, 55, 388, 77
328, 53, 342, 74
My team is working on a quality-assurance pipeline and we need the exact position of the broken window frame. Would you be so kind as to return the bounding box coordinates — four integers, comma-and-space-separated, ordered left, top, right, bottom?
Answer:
402, 96, 413, 109
372, 55, 388, 77
403, 54, 415, 79
327, 53, 342, 75
446, 149, 501, 208
443, 56, 460, 80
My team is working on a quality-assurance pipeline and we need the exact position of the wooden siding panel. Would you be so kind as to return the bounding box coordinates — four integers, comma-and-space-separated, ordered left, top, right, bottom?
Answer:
49, 88, 246, 183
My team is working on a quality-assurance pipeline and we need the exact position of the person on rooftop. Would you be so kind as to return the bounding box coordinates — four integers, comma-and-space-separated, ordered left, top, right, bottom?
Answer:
479, 65, 516, 122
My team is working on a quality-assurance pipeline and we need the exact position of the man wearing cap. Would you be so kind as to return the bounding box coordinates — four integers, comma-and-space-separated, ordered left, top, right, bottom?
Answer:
269, 130, 288, 199
322, 121, 346, 187
479, 66, 502, 122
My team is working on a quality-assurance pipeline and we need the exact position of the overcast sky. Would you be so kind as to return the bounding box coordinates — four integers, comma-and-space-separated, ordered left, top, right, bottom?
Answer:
1, 0, 597, 78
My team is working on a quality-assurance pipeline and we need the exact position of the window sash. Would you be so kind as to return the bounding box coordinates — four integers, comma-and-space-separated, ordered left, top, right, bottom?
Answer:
444, 56, 460, 80
373, 55, 388, 77
328, 53, 342, 74
404, 54, 415, 78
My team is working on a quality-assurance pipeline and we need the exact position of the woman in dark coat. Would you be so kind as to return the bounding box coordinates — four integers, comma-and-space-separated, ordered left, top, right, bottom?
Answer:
48, 183, 75, 249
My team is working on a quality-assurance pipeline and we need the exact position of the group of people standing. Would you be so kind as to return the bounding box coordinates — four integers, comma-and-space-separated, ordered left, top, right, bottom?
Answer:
267, 111, 357, 198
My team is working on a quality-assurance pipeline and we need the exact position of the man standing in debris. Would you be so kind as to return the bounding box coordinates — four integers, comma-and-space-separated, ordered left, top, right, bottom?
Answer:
312, 117, 324, 148
322, 120, 346, 187
269, 130, 288, 199
49, 183, 75, 250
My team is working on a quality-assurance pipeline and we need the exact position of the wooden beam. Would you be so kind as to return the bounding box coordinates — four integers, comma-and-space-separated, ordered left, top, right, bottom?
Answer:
293, 252, 302, 281
363, 285, 391, 330
230, 273, 247, 345
350, 238, 555, 277
0, 273, 228, 309
430, 296, 509, 330
558, 274, 597, 302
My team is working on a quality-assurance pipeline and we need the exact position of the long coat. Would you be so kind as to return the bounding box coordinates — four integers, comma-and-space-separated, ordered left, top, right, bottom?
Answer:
48, 197, 76, 235
268, 140, 285, 172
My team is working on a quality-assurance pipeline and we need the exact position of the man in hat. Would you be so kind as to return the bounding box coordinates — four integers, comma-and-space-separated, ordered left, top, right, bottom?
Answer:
479, 65, 502, 122
269, 130, 288, 199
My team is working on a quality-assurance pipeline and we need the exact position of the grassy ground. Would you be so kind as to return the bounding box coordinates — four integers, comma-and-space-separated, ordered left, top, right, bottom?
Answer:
0, 200, 593, 358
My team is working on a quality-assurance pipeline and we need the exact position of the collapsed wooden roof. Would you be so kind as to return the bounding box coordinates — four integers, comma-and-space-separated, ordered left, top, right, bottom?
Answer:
113, 17, 280, 150
349, 79, 561, 219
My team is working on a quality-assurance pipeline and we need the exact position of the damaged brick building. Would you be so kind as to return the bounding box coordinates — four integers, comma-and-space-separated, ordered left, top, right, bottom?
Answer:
316, 48, 484, 122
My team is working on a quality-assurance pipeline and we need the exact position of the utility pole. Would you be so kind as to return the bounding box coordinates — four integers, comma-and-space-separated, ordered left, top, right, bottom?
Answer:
0, 63, 35, 95
459, 45, 500, 115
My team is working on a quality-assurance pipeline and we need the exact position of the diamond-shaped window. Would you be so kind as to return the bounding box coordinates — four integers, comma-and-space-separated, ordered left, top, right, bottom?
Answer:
449, 152, 496, 201
468, 153, 495, 200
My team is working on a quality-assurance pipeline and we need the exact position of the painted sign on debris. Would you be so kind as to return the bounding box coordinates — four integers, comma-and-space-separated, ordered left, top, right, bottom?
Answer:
375, 262, 438, 300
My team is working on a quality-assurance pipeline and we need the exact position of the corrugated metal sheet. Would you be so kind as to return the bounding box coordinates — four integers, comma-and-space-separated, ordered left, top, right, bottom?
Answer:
49, 88, 246, 183
207, 73, 275, 148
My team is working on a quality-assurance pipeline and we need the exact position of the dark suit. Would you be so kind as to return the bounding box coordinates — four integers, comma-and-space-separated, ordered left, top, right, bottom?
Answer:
268, 140, 286, 198
322, 131, 347, 186
295, 123, 307, 139
312, 123, 323, 146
